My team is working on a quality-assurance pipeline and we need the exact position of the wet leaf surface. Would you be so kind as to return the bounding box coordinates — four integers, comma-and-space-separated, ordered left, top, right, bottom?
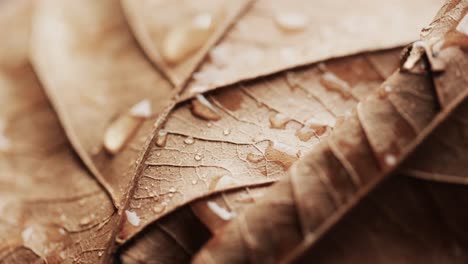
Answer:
193, 2, 468, 262
121, 0, 252, 87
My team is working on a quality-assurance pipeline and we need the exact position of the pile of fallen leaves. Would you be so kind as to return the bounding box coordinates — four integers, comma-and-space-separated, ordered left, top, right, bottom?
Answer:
0, 0, 467, 263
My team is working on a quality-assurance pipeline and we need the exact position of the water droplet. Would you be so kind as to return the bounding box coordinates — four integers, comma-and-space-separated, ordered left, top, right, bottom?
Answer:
223, 128, 231, 136
192, 179, 198, 185
247, 153, 264, 163
275, 12, 308, 32
98, 252, 103, 257
456, 14, 468, 35
153, 203, 166, 214
384, 154, 397, 167
191, 94, 221, 121
378, 85, 394, 99
22, 227, 33, 242
162, 12, 220, 64
104, 114, 142, 154
184, 136, 195, 145
125, 210, 141, 227
295, 126, 314, 142
169, 187, 176, 193
155, 130, 168, 147
320, 72, 352, 99
265, 141, 298, 170
129, 99, 152, 118
194, 153, 203, 161
58, 228, 66, 235
207, 201, 234, 220
79, 216, 92, 226
296, 117, 330, 141
269, 113, 291, 129
207, 122, 213, 128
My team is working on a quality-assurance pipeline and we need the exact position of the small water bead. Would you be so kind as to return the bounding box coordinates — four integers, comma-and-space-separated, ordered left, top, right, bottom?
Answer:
79, 216, 92, 226
125, 210, 141, 227
247, 152, 264, 163
103, 115, 142, 154
191, 94, 221, 121
184, 136, 195, 145
155, 130, 168, 147
320, 72, 352, 99
207, 122, 213, 128
384, 154, 397, 167
129, 99, 152, 118
378, 84, 394, 99
265, 141, 298, 170
22, 227, 33, 242
194, 153, 203, 161
162, 12, 219, 64
223, 128, 231, 136
192, 179, 198, 185
269, 113, 291, 129
169, 187, 176, 193
153, 203, 166, 214
275, 12, 308, 32
98, 252, 103, 257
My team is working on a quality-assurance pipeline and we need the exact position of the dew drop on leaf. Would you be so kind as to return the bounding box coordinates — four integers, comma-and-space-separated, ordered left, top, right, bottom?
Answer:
191, 94, 221, 121
184, 136, 195, 145
320, 72, 353, 99
162, 12, 220, 64
269, 113, 291, 129
155, 130, 168, 147
125, 210, 141, 227
274, 12, 308, 32
103, 114, 142, 154
247, 153, 264, 163
194, 153, 203, 161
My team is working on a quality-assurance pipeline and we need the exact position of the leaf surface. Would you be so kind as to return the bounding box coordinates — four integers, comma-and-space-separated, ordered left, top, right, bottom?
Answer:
0, 1, 116, 262
193, 1, 468, 262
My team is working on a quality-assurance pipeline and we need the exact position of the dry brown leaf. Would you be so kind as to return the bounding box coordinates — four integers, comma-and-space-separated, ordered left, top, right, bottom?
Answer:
181, 0, 442, 98
119, 207, 210, 264
114, 48, 402, 263
30, 0, 176, 207
121, 0, 252, 87
0, 1, 116, 262
115, 48, 403, 244
193, 1, 468, 262
296, 99, 468, 263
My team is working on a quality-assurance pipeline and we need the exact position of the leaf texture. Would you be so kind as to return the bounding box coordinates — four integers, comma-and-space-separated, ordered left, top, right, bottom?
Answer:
193, 1, 468, 263
115, 48, 403, 244
180, 0, 442, 99
0, 1, 116, 262
296, 100, 468, 263
114, 48, 402, 263
30, 0, 176, 207
121, 0, 252, 87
